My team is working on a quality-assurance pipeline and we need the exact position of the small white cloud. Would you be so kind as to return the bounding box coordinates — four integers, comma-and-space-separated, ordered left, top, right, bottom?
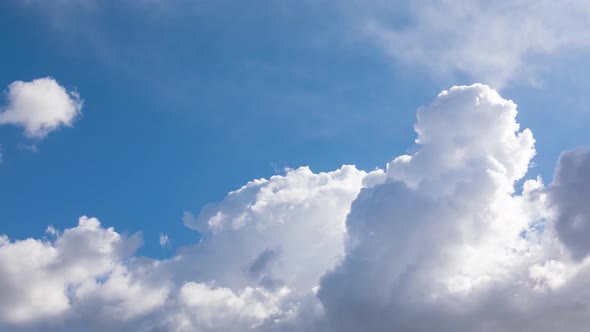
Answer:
159, 233, 170, 248
45, 225, 58, 236
0, 77, 83, 139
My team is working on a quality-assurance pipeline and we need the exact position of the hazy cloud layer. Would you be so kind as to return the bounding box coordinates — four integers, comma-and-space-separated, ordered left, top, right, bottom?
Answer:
2, 84, 590, 331
364, 0, 590, 87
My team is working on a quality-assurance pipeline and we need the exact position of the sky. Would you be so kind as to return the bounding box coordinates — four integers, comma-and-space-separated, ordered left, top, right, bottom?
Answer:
1, 1, 590, 331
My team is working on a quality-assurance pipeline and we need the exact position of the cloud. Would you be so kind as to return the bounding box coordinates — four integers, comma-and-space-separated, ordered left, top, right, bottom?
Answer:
169, 283, 290, 331
159, 233, 170, 248
2, 84, 590, 331
0, 216, 156, 329
548, 147, 590, 260
316, 84, 589, 331
176, 165, 370, 295
363, 1, 590, 88
0, 165, 370, 331
0, 77, 83, 139
317, 83, 547, 331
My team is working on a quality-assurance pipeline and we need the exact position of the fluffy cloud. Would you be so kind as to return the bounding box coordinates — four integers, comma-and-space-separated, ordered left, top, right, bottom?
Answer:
317, 84, 590, 331
0, 77, 83, 139
0, 165, 370, 331
0, 216, 162, 330
318, 84, 544, 331
176, 165, 370, 295
364, 0, 590, 87
168, 283, 290, 331
2, 84, 590, 331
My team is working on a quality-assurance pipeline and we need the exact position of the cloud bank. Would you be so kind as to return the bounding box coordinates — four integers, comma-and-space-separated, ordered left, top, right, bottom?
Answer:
0, 77, 83, 139
1, 84, 590, 331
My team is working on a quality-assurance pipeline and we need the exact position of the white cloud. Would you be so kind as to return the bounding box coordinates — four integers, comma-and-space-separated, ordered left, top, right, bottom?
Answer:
0, 165, 370, 331
159, 233, 170, 248
0, 77, 83, 139
2, 84, 590, 331
0, 216, 152, 328
168, 283, 290, 331
363, 0, 590, 88
177, 165, 371, 295
316, 84, 589, 331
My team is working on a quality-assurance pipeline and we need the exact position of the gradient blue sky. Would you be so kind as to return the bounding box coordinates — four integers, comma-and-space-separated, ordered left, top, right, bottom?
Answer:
1, 0, 589, 259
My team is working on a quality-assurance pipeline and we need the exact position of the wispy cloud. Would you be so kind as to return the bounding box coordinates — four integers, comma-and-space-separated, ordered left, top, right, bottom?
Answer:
362, 0, 590, 88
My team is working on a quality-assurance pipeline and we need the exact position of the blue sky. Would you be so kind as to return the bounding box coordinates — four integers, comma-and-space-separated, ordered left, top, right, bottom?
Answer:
2, 1, 590, 258
2, 2, 590, 330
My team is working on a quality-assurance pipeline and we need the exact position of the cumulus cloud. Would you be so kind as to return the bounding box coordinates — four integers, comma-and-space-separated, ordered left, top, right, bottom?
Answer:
363, 0, 590, 87
314, 84, 590, 332
0, 77, 83, 139
0, 216, 158, 330
2, 84, 590, 331
317, 84, 554, 331
0, 165, 370, 331
176, 165, 370, 295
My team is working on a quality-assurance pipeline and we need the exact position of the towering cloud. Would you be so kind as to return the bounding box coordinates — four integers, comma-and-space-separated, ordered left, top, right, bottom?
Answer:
1, 84, 590, 331
318, 84, 551, 331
